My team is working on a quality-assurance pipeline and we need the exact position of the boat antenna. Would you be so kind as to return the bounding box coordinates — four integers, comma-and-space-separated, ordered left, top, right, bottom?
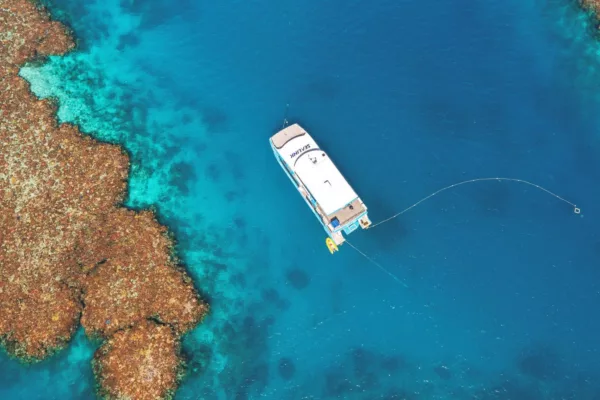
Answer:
282, 103, 290, 128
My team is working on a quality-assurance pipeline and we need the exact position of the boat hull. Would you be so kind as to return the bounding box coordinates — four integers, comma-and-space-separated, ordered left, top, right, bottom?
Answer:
269, 123, 371, 245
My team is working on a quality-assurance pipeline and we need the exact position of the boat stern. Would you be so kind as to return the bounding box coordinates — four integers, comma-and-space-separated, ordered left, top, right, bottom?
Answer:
327, 208, 371, 246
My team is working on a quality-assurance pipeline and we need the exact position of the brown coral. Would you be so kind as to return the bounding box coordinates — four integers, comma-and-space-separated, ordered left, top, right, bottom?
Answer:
0, 0, 208, 397
582, 0, 600, 15
94, 321, 183, 400
80, 209, 205, 338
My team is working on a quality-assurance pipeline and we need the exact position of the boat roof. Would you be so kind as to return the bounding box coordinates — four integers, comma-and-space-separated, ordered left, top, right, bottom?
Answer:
271, 123, 306, 149
271, 124, 358, 216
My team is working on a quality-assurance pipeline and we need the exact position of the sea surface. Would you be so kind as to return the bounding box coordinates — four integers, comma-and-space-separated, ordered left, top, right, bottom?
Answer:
3, 0, 600, 398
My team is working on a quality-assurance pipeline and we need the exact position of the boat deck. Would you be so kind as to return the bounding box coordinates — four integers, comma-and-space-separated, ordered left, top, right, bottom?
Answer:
271, 124, 306, 149
328, 198, 366, 227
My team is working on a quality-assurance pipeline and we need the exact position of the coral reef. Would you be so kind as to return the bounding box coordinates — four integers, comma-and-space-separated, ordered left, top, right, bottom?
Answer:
277, 357, 295, 380
79, 209, 205, 339
94, 321, 182, 400
317, 347, 417, 399
0, 0, 207, 398
473, 377, 542, 400
582, 0, 600, 13
433, 364, 452, 380
284, 267, 311, 290
516, 344, 562, 381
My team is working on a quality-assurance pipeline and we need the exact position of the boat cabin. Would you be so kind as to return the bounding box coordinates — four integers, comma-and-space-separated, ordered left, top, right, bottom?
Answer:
270, 123, 371, 245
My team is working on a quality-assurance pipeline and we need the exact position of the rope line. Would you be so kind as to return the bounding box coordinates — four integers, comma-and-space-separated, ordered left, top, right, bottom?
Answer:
346, 177, 581, 285
368, 177, 580, 230
345, 240, 408, 288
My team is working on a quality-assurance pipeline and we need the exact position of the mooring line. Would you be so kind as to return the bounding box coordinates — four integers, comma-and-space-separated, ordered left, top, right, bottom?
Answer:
346, 177, 581, 286
368, 177, 580, 230
345, 240, 408, 288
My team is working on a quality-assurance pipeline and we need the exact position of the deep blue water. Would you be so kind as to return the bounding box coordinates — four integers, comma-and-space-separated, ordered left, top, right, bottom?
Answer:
4, 0, 600, 398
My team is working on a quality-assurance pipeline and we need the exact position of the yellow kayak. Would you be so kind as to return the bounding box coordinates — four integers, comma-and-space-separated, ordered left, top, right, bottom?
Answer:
325, 238, 339, 254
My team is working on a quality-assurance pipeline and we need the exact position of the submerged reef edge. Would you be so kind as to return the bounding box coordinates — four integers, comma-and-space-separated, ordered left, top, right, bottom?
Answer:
0, 1, 209, 399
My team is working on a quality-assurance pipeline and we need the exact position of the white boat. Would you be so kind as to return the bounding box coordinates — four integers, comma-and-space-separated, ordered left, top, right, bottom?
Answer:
270, 123, 371, 250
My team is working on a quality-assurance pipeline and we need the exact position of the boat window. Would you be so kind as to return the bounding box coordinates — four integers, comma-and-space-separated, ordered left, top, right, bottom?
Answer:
281, 156, 293, 174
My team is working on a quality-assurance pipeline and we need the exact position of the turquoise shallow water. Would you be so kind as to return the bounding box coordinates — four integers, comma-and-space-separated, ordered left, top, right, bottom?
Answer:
4, 0, 600, 398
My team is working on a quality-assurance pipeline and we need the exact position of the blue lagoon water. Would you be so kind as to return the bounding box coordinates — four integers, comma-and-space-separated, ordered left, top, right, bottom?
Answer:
5, 0, 600, 398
